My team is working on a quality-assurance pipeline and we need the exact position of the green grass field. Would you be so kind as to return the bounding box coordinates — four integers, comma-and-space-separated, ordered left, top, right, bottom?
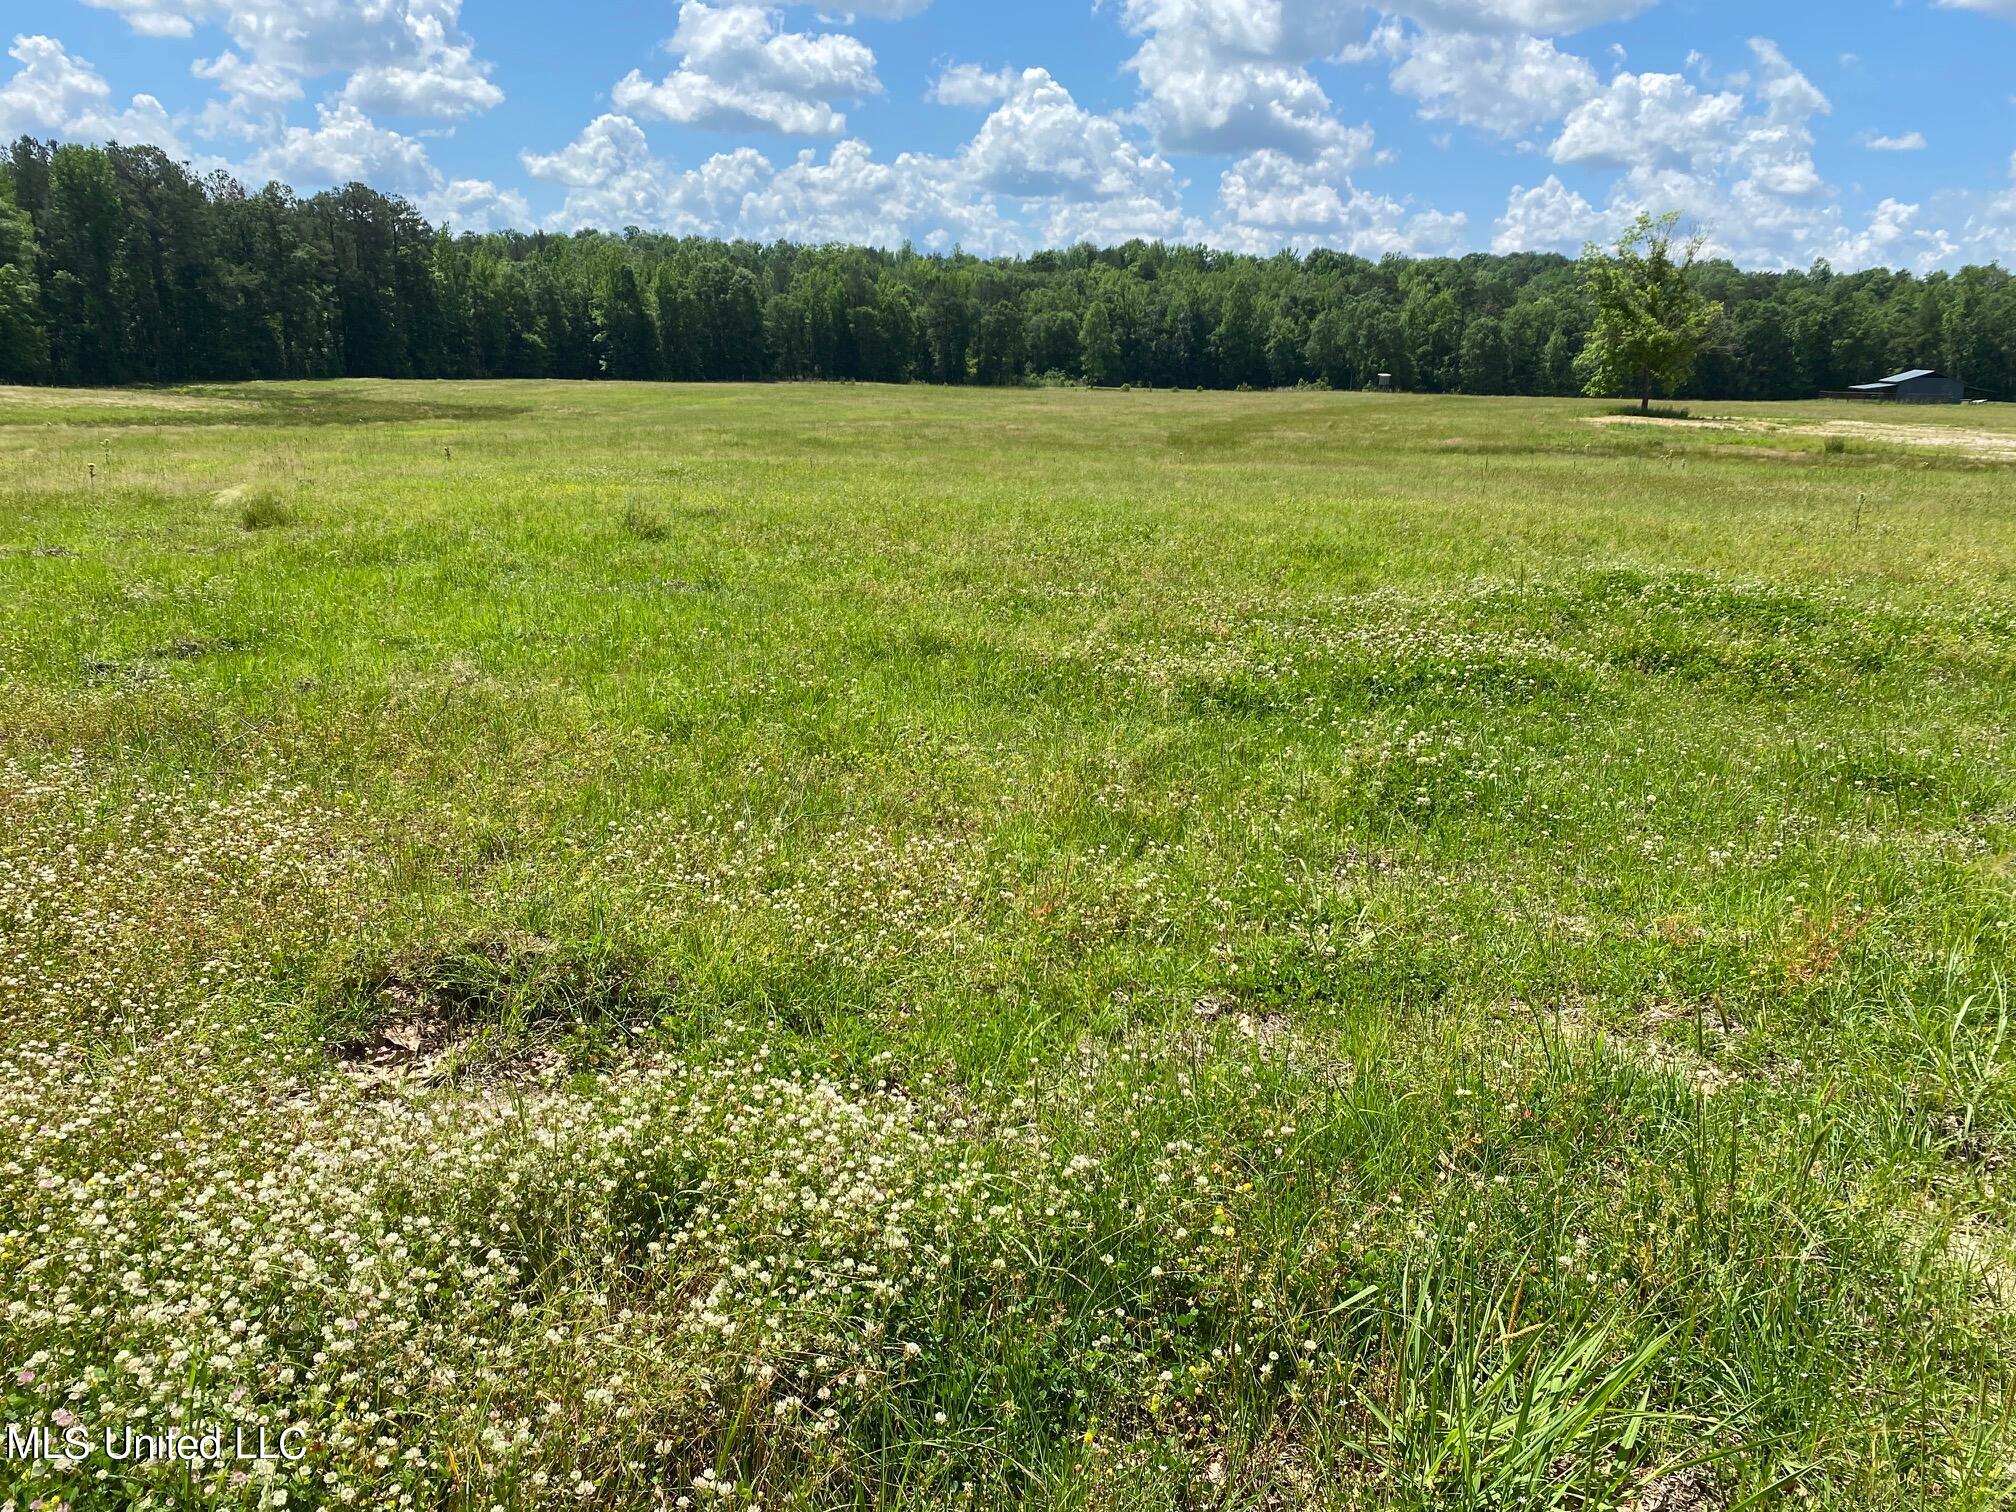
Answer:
3, 381, 2014, 1510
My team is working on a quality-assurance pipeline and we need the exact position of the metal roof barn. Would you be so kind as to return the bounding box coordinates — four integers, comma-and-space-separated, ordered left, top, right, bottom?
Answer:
1832, 368, 1967, 404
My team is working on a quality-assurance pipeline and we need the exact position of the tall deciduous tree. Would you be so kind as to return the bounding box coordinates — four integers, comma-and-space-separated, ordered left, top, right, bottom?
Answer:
1078, 301, 1117, 386
1576, 212, 1723, 413
595, 263, 658, 379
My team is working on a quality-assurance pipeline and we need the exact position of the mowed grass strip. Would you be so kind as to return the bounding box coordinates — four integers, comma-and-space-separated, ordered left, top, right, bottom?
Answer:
1, 382, 2013, 1510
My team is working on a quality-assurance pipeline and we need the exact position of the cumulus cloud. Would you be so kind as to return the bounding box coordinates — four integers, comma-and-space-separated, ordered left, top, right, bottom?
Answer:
1491, 173, 1607, 250
0, 28, 494, 211
1747, 37, 1825, 125
1550, 71, 1745, 169
522, 113, 655, 191
612, 2, 880, 136
525, 114, 712, 230
190, 48, 300, 110
741, 141, 976, 246
339, 48, 502, 120
1390, 31, 1599, 136
243, 100, 439, 191
0, 33, 186, 155
1513, 39, 1956, 269
1860, 131, 1926, 151
1213, 145, 1468, 254
226, 96, 520, 229
1112, 0, 1624, 162
1926, 152, 2016, 266
948, 67, 1181, 202
927, 63, 1017, 108
526, 123, 1014, 248
1114, 0, 1380, 158
527, 65, 1186, 252
420, 176, 533, 232
799, 0, 932, 14
81, 0, 504, 120
1382, 0, 1657, 32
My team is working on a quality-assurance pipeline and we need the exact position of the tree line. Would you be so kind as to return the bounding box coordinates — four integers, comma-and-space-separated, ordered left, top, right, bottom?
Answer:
2, 137, 2013, 400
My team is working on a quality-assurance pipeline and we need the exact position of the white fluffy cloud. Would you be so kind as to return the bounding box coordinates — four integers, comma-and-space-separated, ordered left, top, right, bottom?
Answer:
231, 99, 522, 230
528, 98, 1453, 258
243, 100, 439, 192
81, 0, 503, 120
1390, 31, 1599, 136
0, 27, 522, 228
1505, 39, 1957, 269
420, 175, 533, 233
1213, 145, 1467, 254
1929, 152, 2016, 265
612, 3, 880, 136
1860, 131, 1926, 151
524, 114, 711, 230
1383, 0, 1655, 31
1550, 71, 1745, 168
1115, 0, 1378, 157
526, 123, 1012, 248
0, 33, 186, 155
1495, 171, 1949, 271
528, 64, 1189, 251
927, 64, 1017, 108
338, 49, 501, 120
742, 141, 986, 246
1491, 173, 1605, 250
947, 68, 1180, 202
800, 0, 932, 14
189, 48, 299, 110
1111, 0, 1632, 166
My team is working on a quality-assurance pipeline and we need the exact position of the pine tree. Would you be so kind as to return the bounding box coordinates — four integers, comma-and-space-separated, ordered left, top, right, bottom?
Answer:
42, 145, 126, 384
0, 170, 47, 380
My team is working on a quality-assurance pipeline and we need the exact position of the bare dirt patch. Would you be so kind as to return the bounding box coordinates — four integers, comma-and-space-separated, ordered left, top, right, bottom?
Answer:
1587, 412, 2016, 457
1799, 419, 2016, 455
331, 929, 655, 1090
1946, 1221, 2016, 1315
335, 997, 571, 1091
1544, 994, 1747, 1096
1586, 415, 1752, 432
338, 1006, 465, 1084
1631, 1467, 1727, 1512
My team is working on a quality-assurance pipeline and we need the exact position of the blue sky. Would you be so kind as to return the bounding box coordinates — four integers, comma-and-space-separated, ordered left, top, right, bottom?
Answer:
3, 0, 2011, 268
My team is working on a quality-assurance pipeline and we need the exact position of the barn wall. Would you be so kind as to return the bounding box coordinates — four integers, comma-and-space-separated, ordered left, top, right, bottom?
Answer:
1894, 375, 1965, 404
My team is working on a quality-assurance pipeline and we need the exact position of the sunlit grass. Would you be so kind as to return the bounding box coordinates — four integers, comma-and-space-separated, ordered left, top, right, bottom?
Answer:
1, 381, 2013, 1509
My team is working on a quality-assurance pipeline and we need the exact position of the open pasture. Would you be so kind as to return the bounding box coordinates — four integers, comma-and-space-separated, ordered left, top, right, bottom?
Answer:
2, 381, 2014, 1509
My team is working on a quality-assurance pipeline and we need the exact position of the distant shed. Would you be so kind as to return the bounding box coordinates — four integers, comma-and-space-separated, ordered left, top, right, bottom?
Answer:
1829, 368, 1966, 404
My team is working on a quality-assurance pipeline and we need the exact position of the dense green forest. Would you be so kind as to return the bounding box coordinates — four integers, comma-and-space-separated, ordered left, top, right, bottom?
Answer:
3, 137, 2013, 398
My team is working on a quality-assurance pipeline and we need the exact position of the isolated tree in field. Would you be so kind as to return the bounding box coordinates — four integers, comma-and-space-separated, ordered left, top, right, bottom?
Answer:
1577, 212, 1722, 413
